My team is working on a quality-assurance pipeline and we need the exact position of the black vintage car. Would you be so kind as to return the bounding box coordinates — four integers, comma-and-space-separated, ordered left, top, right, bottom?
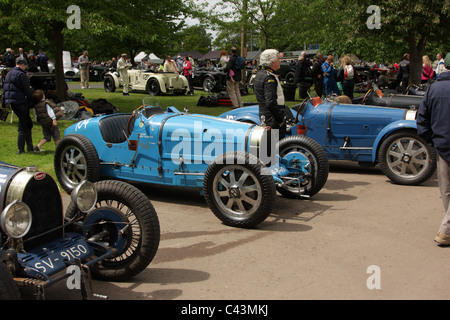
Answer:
192, 66, 227, 92
89, 65, 110, 82
0, 162, 160, 300
278, 61, 297, 84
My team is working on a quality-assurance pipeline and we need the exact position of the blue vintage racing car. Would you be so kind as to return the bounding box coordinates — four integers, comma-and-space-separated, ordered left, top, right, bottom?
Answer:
219, 94, 436, 186
54, 104, 329, 228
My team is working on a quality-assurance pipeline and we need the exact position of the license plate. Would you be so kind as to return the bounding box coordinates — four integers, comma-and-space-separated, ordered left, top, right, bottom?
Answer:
18, 233, 94, 278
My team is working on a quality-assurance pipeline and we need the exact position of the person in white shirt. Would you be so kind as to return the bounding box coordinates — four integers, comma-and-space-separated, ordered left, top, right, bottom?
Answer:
163, 55, 178, 73
117, 53, 132, 96
436, 52, 446, 80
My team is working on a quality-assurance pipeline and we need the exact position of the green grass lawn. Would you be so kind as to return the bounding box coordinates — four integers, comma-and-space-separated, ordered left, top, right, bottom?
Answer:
0, 81, 303, 180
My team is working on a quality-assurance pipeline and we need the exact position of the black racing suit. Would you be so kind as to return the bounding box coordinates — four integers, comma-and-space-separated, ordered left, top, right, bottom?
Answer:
253, 67, 286, 139
253, 67, 287, 165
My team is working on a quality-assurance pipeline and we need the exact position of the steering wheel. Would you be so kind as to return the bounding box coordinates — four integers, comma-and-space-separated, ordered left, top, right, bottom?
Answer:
361, 89, 373, 105
127, 105, 145, 135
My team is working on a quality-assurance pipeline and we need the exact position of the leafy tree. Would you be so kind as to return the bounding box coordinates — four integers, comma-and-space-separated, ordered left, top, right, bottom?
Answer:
172, 25, 213, 54
205, 0, 449, 86
0, 0, 188, 100
271, 0, 449, 84
373, 0, 450, 84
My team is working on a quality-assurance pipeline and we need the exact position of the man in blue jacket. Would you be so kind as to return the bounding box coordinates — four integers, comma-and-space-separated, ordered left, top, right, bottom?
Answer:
322, 55, 340, 97
2, 57, 35, 154
417, 52, 450, 246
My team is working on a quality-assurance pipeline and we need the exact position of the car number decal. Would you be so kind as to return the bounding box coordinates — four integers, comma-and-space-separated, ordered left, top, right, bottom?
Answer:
33, 244, 89, 274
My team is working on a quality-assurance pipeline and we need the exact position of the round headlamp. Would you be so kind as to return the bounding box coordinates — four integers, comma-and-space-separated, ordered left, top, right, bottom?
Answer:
71, 181, 98, 213
1, 200, 32, 238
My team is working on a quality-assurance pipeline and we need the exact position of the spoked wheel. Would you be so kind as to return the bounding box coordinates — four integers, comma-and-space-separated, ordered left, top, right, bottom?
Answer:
203, 151, 276, 228
277, 135, 329, 198
54, 134, 100, 194
65, 180, 160, 281
202, 77, 215, 92
378, 130, 437, 185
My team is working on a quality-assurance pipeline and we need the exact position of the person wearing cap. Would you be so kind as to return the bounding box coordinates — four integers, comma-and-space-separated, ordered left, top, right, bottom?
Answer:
117, 53, 131, 96
417, 52, 450, 246
1, 57, 35, 154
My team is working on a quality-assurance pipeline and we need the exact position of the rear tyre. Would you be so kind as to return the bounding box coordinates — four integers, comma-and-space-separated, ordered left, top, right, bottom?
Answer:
202, 77, 215, 92
378, 130, 437, 185
277, 135, 329, 198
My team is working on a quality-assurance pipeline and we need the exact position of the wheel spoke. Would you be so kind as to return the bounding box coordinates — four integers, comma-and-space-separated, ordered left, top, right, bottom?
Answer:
219, 177, 230, 188
411, 158, 427, 166
235, 199, 246, 212
236, 171, 249, 187
241, 183, 258, 194
241, 195, 257, 207
390, 159, 403, 168
218, 190, 229, 197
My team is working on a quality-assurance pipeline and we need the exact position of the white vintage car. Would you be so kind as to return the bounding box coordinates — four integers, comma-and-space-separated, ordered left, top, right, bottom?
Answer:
103, 69, 189, 95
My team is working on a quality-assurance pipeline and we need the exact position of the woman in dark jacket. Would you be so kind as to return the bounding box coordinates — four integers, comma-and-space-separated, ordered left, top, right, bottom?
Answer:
2, 58, 34, 154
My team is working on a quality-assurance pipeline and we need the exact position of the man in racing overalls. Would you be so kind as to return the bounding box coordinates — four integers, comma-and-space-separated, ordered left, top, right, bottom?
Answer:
253, 49, 286, 139
253, 49, 287, 165
322, 55, 340, 96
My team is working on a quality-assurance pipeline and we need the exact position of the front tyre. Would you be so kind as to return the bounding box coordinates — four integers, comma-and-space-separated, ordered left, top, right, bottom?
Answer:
66, 180, 160, 281
203, 151, 276, 228
378, 130, 437, 185
147, 78, 161, 96
277, 135, 329, 198
54, 134, 100, 194
104, 75, 116, 92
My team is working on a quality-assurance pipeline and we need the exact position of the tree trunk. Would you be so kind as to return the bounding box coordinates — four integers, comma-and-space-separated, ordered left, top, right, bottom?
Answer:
53, 22, 68, 102
407, 35, 427, 86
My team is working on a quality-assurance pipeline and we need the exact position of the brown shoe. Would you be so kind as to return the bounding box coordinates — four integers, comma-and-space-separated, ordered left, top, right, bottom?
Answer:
434, 232, 450, 246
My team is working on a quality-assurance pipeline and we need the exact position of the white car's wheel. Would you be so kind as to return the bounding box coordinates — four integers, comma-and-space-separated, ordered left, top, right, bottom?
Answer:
104, 75, 116, 92
147, 78, 161, 96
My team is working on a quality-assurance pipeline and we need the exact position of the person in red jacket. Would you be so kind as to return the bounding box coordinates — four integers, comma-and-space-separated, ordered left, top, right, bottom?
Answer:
182, 56, 194, 95
421, 55, 434, 84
